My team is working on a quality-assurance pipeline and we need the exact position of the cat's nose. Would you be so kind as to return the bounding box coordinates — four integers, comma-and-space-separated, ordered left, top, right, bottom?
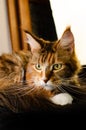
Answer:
43, 78, 48, 83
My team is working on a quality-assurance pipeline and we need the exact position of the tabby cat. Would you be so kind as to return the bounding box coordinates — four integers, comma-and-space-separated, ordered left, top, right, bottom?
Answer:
0, 26, 85, 113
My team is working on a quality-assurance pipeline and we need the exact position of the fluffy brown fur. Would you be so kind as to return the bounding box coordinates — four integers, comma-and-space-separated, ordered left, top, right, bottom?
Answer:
0, 27, 86, 113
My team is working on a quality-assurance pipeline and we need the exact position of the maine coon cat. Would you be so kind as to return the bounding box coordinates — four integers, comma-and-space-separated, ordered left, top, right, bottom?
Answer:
25, 26, 81, 104
0, 26, 85, 112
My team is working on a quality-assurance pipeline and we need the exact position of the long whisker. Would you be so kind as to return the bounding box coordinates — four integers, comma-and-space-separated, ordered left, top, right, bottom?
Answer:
60, 83, 86, 102
19, 86, 36, 96
56, 84, 67, 93
78, 66, 86, 79
78, 72, 86, 80
4, 81, 38, 97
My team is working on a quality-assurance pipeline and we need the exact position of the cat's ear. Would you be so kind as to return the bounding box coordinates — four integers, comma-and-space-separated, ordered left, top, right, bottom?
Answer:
25, 31, 41, 53
59, 27, 74, 53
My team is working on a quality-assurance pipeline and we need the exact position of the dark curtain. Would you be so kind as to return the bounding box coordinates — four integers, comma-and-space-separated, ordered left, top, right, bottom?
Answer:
29, 0, 58, 41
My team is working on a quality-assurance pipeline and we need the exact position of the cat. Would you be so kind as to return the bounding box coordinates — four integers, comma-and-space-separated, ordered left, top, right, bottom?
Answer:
0, 26, 85, 113
24, 26, 81, 104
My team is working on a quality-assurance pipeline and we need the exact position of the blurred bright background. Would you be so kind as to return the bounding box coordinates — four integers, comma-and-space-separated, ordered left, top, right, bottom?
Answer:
0, 0, 12, 54
50, 0, 86, 65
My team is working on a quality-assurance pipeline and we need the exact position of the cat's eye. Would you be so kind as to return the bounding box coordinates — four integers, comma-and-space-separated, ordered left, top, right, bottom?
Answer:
52, 63, 62, 71
35, 64, 42, 70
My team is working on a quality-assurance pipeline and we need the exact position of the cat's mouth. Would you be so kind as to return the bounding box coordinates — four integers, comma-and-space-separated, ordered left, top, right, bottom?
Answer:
42, 83, 56, 91
44, 85, 53, 90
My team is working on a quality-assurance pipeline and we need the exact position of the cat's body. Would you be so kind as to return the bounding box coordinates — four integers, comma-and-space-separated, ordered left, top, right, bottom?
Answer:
0, 27, 86, 113
0, 50, 31, 89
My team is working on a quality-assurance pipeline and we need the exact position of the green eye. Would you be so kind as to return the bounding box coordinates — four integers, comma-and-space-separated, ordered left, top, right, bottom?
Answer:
53, 64, 62, 71
35, 64, 42, 70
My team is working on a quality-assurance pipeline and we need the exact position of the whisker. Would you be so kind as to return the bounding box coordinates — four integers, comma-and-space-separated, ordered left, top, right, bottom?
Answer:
60, 83, 86, 102
4, 83, 37, 96
51, 84, 67, 94
57, 84, 67, 93
78, 72, 86, 79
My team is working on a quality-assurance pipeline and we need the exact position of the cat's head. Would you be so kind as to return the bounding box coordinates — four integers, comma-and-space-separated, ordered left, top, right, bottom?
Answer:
25, 27, 81, 91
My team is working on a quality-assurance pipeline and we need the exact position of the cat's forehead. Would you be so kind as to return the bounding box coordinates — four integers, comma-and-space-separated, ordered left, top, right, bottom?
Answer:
38, 40, 59, 54
31, 38, 69, 64
33, 51, 60, 65
31, 41, 65, 64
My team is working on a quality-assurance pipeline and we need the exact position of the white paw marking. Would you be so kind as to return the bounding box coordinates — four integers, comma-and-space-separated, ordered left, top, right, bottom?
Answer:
50, 93, 73, 106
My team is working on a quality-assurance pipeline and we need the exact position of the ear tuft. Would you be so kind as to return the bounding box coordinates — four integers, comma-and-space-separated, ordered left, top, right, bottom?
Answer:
24, 31, 41, 53
60, 26, 74, 53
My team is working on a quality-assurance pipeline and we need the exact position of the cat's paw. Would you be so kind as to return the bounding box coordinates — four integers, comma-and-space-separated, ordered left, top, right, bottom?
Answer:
50, 93, 73, 106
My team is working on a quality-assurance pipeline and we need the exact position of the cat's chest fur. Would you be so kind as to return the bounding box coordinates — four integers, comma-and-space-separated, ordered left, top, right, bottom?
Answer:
50, 93, 73, 105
